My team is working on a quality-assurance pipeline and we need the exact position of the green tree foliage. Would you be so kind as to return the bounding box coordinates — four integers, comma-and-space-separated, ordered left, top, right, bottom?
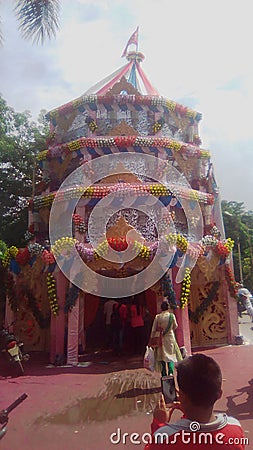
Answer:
1, 0, 60, 45
0, 94, 49, 245
222, 200, 253, 291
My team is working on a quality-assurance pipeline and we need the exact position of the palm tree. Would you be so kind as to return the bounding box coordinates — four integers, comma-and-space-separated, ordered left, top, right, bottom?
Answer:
1, 0, 60, 45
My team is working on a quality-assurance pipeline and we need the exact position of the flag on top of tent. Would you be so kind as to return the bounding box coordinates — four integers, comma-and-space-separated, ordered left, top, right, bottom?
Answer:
121, 27, 139, 57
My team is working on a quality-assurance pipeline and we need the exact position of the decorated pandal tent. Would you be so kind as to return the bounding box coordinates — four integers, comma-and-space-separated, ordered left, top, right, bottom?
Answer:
3, 38, 239, 365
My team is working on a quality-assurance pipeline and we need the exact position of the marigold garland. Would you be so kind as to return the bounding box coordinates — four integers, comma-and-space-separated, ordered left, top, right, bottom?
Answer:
152, 118, 165, 133
177, 234, 188, 253
46, 273, 59, 315
180, 268, 191, 308
51, 237, 76, 257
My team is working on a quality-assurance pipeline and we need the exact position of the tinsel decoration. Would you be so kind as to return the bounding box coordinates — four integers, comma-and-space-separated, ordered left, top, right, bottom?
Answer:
224, 265, 238, 299
161, 273, 178, 310
64, 285, 79, 313
47, 273, 59, 315
180, 268, 191, 308
188, 281, 220, 323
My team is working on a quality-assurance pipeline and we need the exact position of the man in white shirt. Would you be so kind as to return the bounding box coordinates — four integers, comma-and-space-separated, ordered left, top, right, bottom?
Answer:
104, 299, 118, 348
238, 285, 253, 322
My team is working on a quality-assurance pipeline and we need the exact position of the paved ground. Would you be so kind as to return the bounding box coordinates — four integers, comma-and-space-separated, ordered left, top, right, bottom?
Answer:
239, 311, 253, 344
1, 320, 253, 450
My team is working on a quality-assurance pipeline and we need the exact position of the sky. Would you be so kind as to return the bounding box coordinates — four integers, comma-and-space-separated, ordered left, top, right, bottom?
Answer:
0, 0, 253, 211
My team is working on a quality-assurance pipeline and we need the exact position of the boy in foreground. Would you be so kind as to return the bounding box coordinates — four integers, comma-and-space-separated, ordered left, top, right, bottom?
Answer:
144, 354, 245, 449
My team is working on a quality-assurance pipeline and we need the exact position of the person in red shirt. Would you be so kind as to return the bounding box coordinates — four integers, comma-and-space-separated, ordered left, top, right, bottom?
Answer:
144, 354, 246, 449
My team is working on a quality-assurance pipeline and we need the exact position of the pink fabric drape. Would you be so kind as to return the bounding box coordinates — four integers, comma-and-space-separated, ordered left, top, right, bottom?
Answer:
96, 61, 133, 95
136, 63, 159, 95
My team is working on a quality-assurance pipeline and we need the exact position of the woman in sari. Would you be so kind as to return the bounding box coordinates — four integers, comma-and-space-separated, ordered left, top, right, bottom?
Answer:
149, 300, 182, 377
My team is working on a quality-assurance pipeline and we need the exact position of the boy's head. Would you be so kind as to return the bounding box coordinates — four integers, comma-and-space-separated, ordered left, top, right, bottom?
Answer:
176, 354, 222, 409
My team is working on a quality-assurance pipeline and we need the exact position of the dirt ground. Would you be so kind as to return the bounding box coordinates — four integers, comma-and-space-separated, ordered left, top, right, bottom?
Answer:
0, 345, 252, 450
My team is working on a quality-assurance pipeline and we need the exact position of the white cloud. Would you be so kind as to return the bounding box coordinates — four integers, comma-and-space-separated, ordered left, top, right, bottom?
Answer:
1, 0, 253, 209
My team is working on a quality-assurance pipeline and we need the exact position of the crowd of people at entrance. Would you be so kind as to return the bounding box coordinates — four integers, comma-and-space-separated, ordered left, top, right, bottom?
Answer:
103, 295, 153, 356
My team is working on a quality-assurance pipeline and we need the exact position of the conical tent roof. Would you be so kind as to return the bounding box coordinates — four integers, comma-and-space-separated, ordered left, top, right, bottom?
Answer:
83, 51, 159, 96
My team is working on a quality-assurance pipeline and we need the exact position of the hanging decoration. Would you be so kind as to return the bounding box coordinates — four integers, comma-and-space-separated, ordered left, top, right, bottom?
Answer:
0, 240, 8, 260
3, 233, 235, 273
51, 237, 76, 257
47, 94, 202, 122
180, 268, 191, 309
64, 285, 79, 313
46, 273, 59, 315
152, 117, 165, 133
214, 238, 234, 258
5, 273, 18, 312
15, 248, 31, 266
2, 246, 18, 268
32, 182, 214, 209
85, 116, 98, 132
73, 214, 86, 233
38, 135, 210, 161
161, 273, 178, 310
25, 289, 51, 328
24, 230, 35, 242
224, 265, 238, 299
188, 281, 220, 323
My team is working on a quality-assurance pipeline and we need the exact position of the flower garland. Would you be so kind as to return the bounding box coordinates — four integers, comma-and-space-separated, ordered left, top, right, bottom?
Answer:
47, 94, 202, 122
24, 230, 35, 242
15, 248, 30, 266
214, 238, 234, 258
32, 183, 214, 209
177, 234, 188, 253
42, 249, 55, 265
73, 214, 86, 233
85, 116, 98, 132
188, 281, 220, 323
161, 273, 178, 310
46, 273, 59, 315
0, 240, 7, 260
38, 136, 210, 161
27, 243, 44, 256
180, 268, 191, 308
51, 237, 76, 257
3, 231, 235, 276
2, 246, 19, 268
152, 117, 165, 133
225, 265, 238, 299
